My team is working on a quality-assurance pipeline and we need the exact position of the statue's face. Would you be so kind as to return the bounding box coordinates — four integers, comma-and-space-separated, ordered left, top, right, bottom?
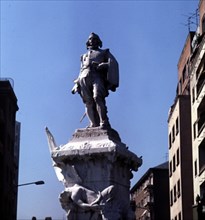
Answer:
88, 36, 99, 49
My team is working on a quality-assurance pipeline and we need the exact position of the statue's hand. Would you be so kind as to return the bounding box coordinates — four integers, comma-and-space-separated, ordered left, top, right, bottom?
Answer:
90, 192, 101, 206
71, 79, 80, 94
97, 62, 108, 71
91, 61, 99, 68
71, 84, 78, 94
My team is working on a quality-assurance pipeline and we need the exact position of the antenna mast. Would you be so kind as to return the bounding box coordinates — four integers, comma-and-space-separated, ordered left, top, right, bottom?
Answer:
182, 8, 199, 32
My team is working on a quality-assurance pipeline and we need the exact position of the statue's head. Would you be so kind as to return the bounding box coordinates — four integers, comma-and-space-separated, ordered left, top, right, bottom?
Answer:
86, 32, 102, 49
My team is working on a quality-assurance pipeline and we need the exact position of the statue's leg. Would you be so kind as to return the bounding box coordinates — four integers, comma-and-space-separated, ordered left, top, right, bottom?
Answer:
94, 97, 110, 128
93, 79, 110, 128
79, 76, 100, 127
85, 101, 100, 127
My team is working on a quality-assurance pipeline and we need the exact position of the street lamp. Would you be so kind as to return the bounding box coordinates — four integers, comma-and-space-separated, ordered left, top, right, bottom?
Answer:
18, 180, 45, 187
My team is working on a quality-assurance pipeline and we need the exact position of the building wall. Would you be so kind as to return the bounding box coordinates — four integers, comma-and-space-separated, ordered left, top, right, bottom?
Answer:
168, 95, 193, 220
131, 163, 169, 220
153, 169, 170, 220
133, 173, 153, 219
14, 121, 21, 219
169, 99, 182, 220
0, 80, 19, 220
177, 32, 194, 95
179, 96, 194, 220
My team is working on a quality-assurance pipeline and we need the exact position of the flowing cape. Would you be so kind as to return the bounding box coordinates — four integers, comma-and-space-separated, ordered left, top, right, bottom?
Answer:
107, 50, 119, 92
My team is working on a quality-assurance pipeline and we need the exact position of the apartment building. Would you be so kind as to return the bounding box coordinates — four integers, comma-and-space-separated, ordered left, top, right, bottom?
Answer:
168, 1, 205, 219
168, 18, 195, 220
0, 79, 20, 220
131, 162, 170, 220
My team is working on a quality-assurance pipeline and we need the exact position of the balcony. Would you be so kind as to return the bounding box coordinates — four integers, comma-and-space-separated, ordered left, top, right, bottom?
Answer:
197, 95, 205, 137
144, 184, 153, 192
198, 113, 205, 136
141, 210, 150, 220
197, 70, 205, 98
144, 197, 154, 210
144, 201, 154, 213
199, 139, 205, 175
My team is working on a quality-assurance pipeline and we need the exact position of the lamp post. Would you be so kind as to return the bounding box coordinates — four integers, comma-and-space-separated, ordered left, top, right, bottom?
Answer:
18, 180, 45, 187
17, 181, 45, 220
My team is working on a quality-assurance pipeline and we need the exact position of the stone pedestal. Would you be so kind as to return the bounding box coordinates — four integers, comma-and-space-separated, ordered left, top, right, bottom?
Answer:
46, 127, 142, 220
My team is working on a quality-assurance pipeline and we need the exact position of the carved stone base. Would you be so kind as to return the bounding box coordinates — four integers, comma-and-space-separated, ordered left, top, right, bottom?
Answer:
46, 127, 142, 220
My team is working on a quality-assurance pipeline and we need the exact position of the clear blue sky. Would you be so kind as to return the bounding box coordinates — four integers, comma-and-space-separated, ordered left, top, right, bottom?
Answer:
1, 0, 199, 219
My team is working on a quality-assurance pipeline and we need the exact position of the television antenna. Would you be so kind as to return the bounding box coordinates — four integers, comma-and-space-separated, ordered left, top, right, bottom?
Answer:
181, 9, 199, 32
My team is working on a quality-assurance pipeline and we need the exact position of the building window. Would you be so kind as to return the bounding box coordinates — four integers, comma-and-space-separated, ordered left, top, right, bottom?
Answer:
176, 148, 180, 166
194, 160, 198, 176
192, 87, 195, 103
179, 79, 182, 94
177, 179, 181, 198
172, 126, 175, 143
193, 122, 197, 139
182, 65, 187, 83
174, 185, 177, 202
176, 117, 179, 135
169, 133, 172, 148
169, 161, 172, 177
170, 190, 173, 206
202, 14, 205, 34
178, 212, 181, 220
149, 174, 153, 185
173, 155, 176, 172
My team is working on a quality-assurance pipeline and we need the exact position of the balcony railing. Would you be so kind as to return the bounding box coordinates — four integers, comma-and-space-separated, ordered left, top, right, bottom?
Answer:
197, 70, 205, 98
198, 113, 205, 136
144, 184, 154, 192
144, 200, 154, 209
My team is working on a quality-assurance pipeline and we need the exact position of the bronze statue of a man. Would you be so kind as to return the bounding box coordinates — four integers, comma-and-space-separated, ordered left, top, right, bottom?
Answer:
72, 33, 119, 128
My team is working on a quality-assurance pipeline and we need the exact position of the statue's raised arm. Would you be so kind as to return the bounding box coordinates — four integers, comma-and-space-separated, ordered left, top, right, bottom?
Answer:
72, 32, 119, 129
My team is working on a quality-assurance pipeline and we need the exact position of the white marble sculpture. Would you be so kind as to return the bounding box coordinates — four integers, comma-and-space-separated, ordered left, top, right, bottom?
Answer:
46, 127, 119, 220
46, 127, 142, 220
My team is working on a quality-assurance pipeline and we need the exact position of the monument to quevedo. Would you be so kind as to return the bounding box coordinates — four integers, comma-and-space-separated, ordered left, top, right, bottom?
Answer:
46, 33, 142, 220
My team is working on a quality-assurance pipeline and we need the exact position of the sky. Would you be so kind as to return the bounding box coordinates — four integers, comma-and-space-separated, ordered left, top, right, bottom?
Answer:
0, 0, 200, 219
